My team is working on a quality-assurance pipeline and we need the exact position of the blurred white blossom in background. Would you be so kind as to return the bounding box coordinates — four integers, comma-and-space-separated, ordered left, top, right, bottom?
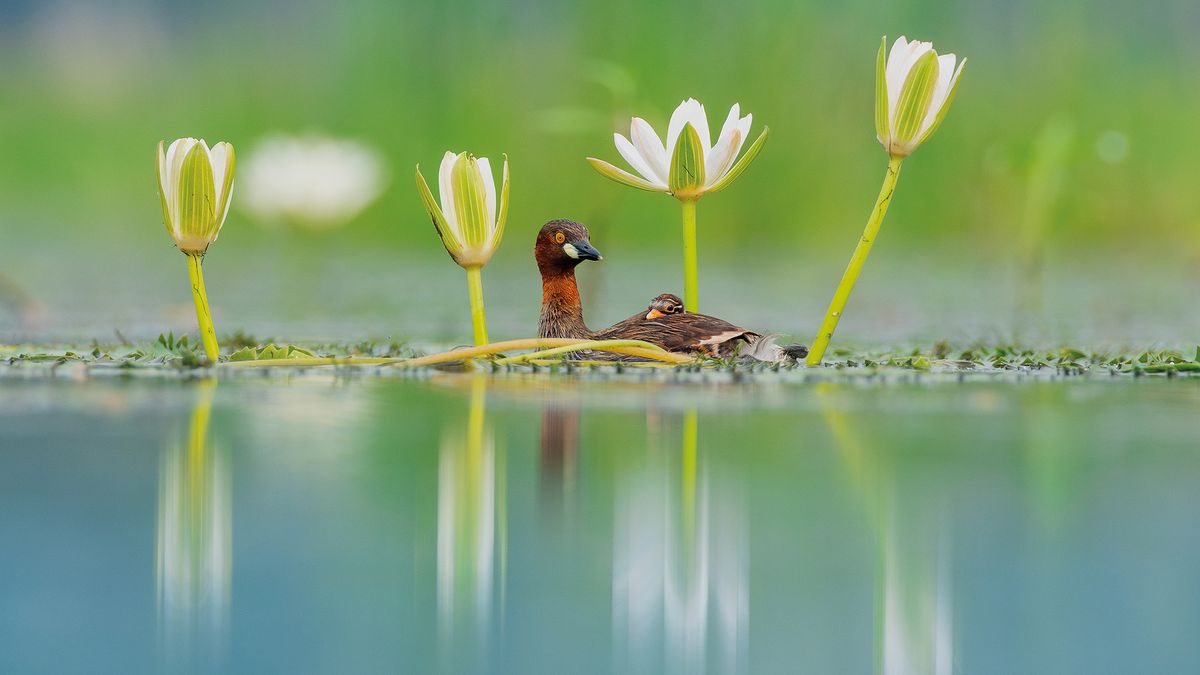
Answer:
239, 134, 388, 229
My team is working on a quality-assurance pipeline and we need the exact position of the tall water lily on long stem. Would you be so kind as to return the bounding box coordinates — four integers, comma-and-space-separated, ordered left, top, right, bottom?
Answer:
807, 37, 964, 366
588, 99, 768, 311
157, 138, 236, 364
416, 151, 510, 345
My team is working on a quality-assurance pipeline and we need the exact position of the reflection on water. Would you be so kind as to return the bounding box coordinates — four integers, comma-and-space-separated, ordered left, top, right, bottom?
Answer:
3, 376, 1200, 673
437, 376, 506, 670
155, 379, 231, 668
613, 408, 748, 675
820, 382, 953, 675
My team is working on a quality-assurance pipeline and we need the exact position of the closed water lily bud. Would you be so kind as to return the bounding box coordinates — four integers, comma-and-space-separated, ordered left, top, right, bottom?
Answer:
876, 37, 965, 158
157, 138, 236, 254
415, 151, 510, 269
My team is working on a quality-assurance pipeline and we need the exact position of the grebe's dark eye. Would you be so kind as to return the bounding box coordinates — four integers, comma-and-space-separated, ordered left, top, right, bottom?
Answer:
554, 232, 566, 244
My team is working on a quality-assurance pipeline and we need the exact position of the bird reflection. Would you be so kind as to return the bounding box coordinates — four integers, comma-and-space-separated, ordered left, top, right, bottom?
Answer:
156, 378, 231, 668
539, 405, 579, 519
817, 383, 954, 675
436, 375, 506, 669
612, 409, 748, 675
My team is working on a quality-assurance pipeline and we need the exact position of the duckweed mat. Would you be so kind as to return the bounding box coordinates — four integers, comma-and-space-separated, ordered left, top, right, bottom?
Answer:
3, 334, 1199, 380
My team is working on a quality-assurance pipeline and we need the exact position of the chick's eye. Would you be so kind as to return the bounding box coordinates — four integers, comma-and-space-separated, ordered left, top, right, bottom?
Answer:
554, 232, 565, 244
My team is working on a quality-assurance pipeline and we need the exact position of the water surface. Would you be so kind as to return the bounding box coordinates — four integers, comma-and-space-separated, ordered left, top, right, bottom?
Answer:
2, 372, 1198, 674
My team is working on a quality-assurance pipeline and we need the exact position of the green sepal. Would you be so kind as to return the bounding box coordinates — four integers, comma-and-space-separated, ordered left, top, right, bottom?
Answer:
493, 154, 510, 251
178, 142, 215, 241
706, 127, 769, 194
415, 164, 462, 259
213, 143, 236, 226
587, 157, 666, 192
156, 141, 174, 238
669, 123, 706, 195
917, 59, 966, 145
893, 50, 939, 144
874, 36, 889, 142
450, 153, 489, 249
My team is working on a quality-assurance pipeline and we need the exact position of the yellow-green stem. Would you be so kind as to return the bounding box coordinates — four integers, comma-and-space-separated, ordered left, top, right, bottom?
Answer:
806, 157, 903, 366
186, 253, 219, 363
493, 339, 692, 365
465, 265, 489, 346
681, 198, 699, 311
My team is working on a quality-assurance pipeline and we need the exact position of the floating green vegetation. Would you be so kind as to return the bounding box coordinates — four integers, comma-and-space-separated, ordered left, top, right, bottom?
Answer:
3, 337, 1198, 379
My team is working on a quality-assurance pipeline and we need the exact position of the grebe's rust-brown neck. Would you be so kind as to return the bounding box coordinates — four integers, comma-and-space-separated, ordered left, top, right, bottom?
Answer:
538, 267, 591, 339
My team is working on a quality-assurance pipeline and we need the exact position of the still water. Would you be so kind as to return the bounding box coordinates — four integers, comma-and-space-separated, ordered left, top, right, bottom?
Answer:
1, 372, 1198, 674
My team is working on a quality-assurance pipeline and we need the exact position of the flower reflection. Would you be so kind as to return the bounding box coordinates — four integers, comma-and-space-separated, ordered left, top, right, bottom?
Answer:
613, 410, 748, 675
156, 379, 231, 664
816, 383, 954, 675
436, 376, 506, 662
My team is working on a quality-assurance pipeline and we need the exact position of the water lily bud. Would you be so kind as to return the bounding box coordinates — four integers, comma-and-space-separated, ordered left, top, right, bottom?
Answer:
157, 138, 236, 254
588, 98, 768, 200
876, 36, 965, 159
415, 151, 509, 269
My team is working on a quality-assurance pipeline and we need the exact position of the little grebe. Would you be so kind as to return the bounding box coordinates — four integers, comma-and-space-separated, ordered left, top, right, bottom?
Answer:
535, 220, 788, 359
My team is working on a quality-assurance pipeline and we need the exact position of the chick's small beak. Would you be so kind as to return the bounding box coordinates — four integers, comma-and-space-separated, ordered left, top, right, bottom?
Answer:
565, 239, 602, 261
645, 309, 665, 320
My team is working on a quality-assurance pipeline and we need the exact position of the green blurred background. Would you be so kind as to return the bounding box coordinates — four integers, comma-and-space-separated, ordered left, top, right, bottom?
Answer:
1, 0, 1198, 345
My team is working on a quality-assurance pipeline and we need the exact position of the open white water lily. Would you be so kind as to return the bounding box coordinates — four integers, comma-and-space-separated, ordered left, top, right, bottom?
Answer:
876, 36, 966, 158
240, 133, 387, 229
588, 98, 768, 200
415, 151, 510, 269
157, 138, 236, 254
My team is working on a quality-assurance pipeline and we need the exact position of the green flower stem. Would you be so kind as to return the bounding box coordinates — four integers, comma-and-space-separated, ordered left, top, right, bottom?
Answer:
492, 339, 688, 365
186, 253, 219, 363
807, 156, 904, 366
465, 265, 489, 346
681, 198, 699, 311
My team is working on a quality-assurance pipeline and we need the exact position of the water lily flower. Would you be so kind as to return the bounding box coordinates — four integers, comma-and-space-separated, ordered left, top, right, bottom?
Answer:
807, 37, 965, 366
415, 151, 510, 345
240, 133, 387, 229
876, 36, 966, 159
156, 137, 236, 363
587, 99, 768, 311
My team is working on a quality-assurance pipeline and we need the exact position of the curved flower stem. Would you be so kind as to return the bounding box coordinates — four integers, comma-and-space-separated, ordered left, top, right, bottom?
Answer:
222, 338, 692, 369
806, 157, 904, 366
186, 253, 219, 363
680, 198, 699, 312
465, 265, 489, 346
493, 339, 692, 365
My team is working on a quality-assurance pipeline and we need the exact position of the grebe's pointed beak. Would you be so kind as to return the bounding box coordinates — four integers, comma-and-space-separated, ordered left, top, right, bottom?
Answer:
564, 239, 602, 261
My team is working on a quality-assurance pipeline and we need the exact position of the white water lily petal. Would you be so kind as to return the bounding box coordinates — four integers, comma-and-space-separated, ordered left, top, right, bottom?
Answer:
667, 99, 711, 154
886, 37, 933, 127
208, 142, 236, 227
919, 53, 960, 137
438, 151, 462, 240
705, 106, 753, 185
476, 156, 497, 233
614, 132, 665, 187
630, 117, 669, 183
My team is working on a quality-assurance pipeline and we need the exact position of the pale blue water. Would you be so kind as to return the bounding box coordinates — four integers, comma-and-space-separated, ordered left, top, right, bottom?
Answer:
2, 372, 1199, 674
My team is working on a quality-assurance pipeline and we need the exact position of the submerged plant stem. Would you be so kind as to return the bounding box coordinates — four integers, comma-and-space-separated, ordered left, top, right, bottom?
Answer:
466, 265, 489, 346
186, 253, 219, 363
681, 198, 699, 312
807, 157, 904, 366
